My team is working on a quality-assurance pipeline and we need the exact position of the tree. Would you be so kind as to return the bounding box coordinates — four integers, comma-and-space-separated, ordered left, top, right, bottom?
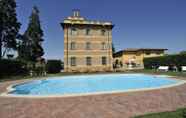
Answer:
180, 51, 186, 55
17, 34, 34, 62
0, 0, 21, 59
114, 59, 120, 68
18, 6, 44, 62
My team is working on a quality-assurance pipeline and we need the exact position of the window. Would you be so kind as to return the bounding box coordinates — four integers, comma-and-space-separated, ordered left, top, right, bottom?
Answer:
71, 28, 77, 35
102, 56, 107, 65
70, 42, 76, 50
86, 42, 91, 50
86, 29, 90, 35
70, 57, 76, 66
101, 29, 106, 36
86, 57, 92, 66
101, 42, 107, 50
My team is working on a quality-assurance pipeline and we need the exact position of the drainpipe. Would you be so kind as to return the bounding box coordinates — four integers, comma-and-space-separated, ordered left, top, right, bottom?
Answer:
107, 28, 111, 70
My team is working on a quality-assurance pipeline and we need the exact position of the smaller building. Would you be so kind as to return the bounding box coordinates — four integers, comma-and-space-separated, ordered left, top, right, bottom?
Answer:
113, 48, 168, 69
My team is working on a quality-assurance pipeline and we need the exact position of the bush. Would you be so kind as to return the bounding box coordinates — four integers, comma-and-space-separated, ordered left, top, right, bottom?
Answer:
143, 54, 186, 70
0, 59, 28, 78
46, 60, 62, 73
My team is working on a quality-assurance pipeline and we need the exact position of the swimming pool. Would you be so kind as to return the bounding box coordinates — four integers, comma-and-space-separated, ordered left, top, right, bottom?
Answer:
5, 74, 186, 97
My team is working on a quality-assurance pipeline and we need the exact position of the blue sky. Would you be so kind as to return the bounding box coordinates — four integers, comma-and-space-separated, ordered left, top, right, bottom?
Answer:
16, 0, 186, 60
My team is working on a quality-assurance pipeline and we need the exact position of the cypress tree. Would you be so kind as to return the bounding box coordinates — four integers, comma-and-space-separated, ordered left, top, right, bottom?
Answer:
17, 34, 33, 62
0, 0, 21, 59
23, 6, 44, 62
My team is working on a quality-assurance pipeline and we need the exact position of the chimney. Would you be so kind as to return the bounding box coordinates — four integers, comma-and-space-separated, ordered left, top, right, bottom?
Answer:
72, 9, 80, 17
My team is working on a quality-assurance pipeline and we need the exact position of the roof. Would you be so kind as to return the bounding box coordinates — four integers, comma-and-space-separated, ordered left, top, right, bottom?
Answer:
123, 48, 168, 52
61, 11, 114, 28
113, 48, 168, 57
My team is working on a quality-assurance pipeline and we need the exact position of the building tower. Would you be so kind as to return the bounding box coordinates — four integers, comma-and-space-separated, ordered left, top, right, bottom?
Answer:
61, 10, 114, 72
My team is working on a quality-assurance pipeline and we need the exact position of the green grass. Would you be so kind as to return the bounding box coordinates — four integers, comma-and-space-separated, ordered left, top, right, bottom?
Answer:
133, 69, 186, 77
0, 75, 31, 82
133, 108, 186, 118
1, 69, 186, 82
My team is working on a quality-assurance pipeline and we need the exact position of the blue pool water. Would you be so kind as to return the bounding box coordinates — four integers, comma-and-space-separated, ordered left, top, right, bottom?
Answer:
10, 74, 182, 96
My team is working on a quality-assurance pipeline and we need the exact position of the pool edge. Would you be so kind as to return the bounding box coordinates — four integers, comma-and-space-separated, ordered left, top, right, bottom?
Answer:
1, 75, 186, 98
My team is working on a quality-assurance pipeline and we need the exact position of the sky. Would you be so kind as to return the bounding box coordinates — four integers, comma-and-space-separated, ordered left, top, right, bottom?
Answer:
16, 0, 186, 60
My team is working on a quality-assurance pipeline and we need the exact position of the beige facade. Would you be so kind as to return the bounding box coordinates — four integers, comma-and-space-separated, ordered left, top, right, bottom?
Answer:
61, 10, 114, 72
113, 48, 167, 69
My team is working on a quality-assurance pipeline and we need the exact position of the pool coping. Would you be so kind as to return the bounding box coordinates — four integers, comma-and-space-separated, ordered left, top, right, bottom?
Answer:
1, 74, 186, 98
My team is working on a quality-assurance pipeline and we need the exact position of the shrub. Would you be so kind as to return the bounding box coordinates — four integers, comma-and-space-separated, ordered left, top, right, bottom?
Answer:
143, 54, 186, 70
46, 60, 62, 73
0, 59, 28, 78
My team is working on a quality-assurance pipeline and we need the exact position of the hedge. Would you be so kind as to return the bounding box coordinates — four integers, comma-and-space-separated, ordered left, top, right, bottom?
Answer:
46, 60, 62, 73
143, 54, 186, 70
0, 59, 28, 78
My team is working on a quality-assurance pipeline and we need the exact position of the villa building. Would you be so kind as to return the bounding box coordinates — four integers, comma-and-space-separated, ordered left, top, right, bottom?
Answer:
113, 48, 168, 69
61, 10, 114, 72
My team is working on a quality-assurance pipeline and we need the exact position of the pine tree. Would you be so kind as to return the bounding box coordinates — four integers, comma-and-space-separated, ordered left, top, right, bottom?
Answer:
17, 34, 34, 62
23, 6, 44, 62
180, 51, 186, 55
0, 0, 21, 59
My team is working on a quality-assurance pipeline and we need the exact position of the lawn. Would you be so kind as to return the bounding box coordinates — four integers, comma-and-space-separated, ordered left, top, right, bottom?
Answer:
134, 108, 186, 118
133, 69, 186, 78
1, 69, 186, 82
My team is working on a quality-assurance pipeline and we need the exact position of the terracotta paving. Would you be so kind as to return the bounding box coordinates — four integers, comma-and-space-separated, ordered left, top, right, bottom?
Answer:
0, 77, 186, 118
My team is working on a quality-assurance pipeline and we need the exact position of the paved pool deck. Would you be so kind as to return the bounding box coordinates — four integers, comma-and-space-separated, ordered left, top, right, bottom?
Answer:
0, 77, 186, 118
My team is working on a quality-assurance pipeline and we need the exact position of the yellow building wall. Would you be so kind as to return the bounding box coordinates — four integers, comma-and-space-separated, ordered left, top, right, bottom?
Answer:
118, 50, 165, 69
63, 26, 113, 72
122, 52, 143, 67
